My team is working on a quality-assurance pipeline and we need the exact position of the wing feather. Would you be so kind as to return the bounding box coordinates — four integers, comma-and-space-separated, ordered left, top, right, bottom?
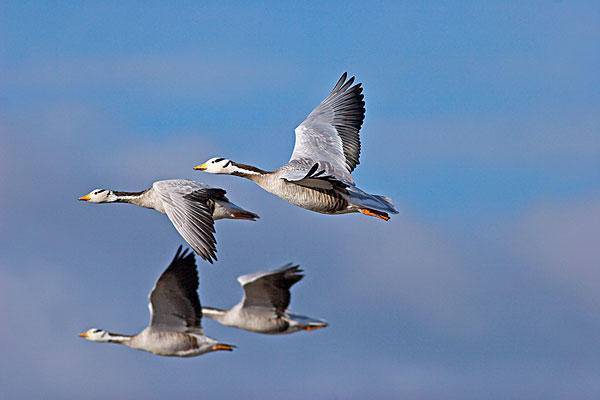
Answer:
239, 264, 303, 313
293, 72, 365, 172
149, 247, 203, 331
283, 72, 365, 185
154, 180, 219, 263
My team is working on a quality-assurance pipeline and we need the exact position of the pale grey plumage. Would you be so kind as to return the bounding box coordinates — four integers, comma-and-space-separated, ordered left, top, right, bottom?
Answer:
202, 264, 328, 334
153, 180, 220, 263
282, 72, 364, 184
79, 179, 259, 262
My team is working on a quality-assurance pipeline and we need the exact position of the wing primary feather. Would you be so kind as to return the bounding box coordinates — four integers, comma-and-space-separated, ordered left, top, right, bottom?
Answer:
289, 72, 366, 180
149, 247, 203, 330
240, 264, 305, 312
332, 72, 348, 92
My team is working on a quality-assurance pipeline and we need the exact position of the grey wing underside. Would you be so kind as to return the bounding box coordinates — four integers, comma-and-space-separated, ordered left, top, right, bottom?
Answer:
281, 72, 365, 187
153, 180, 221, 263
238, 264, 303, 314
149, 247, 203, 331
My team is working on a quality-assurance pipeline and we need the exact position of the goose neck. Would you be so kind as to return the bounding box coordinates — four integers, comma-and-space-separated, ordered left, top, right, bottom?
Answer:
105, 331, 133, 345
202, 307, 228, 322
113, 190, 153, 208
231, 162, 268, 181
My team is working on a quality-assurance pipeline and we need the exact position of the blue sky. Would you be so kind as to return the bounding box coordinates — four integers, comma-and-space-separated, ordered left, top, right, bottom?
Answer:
1, 2, 600, 399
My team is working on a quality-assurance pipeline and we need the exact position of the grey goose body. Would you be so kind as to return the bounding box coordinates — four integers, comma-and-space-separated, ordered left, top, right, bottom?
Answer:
202, 264, 328, 335
195, 73, 398, 221
79, 247, 235, 357
79, 179, 258, 263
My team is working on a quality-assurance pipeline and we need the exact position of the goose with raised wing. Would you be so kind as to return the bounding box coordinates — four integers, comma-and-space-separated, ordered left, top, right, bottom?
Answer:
79, 247, 235, 357
202, 264, 327, 334
78, 179, 258, 263
194, 73, 398, 221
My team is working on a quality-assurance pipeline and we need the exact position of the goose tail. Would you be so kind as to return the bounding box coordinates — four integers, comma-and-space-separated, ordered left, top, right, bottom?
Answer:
344, 186, 398, 221
214, 200, 260, 221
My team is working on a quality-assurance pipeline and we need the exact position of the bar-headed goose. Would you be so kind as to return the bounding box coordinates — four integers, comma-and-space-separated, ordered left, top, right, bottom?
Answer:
194, 73, 398, 221
202, 264, 327, 334
78, 179, 258, 263
79, 247, 235, 357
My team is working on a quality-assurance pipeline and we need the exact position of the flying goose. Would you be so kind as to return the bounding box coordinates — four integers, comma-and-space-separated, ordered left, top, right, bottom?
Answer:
194, 73, 398, 221
202, 264, 328, 334
79, 247, 235, 357
78, 179, 258, 263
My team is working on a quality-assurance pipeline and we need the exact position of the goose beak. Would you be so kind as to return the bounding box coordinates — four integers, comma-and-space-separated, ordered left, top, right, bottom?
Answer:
79, 331, 89, 338
193, 163, 207, 171
212, 343, 235, 351
78, 194, 91, 201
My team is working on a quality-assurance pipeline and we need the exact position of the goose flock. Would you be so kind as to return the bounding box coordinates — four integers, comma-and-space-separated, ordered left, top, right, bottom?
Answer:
78, 72, 396, 357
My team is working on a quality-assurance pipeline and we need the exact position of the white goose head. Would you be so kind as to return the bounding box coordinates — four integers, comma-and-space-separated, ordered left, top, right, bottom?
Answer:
78, 189, 117, 203
194, 157, 266, 177
79, 328, 110, 342
193, 157, 236, 174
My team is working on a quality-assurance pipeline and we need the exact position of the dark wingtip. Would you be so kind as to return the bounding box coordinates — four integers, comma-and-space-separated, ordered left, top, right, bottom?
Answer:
173, 245, 184, 262
189, 243, 217, 264
284, 264, 304, 282
332, 72, 349, 92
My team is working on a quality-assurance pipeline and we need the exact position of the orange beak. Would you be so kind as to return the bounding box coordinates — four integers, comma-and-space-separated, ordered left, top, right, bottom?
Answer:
79, 331, 89, 338
78, 194, 91, 201
212, 343, 235, 351
193, 163, 207, 171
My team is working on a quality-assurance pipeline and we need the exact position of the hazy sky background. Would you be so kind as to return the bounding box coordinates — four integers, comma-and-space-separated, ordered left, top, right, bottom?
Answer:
1, 2, 600, 399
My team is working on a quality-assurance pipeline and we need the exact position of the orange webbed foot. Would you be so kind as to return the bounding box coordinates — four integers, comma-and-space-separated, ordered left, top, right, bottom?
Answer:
359, 208, 390, 221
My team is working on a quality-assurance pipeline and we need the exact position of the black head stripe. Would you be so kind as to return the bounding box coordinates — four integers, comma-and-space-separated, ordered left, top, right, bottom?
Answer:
214, 157, 225, 163
231, 162, 267, 174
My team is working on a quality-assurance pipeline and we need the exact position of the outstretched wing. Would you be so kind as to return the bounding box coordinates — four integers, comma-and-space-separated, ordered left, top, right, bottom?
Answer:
282, 72, 365, 185
154, 180, 222, 263
238, 264, 303, 313
149, 246, 203, 331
